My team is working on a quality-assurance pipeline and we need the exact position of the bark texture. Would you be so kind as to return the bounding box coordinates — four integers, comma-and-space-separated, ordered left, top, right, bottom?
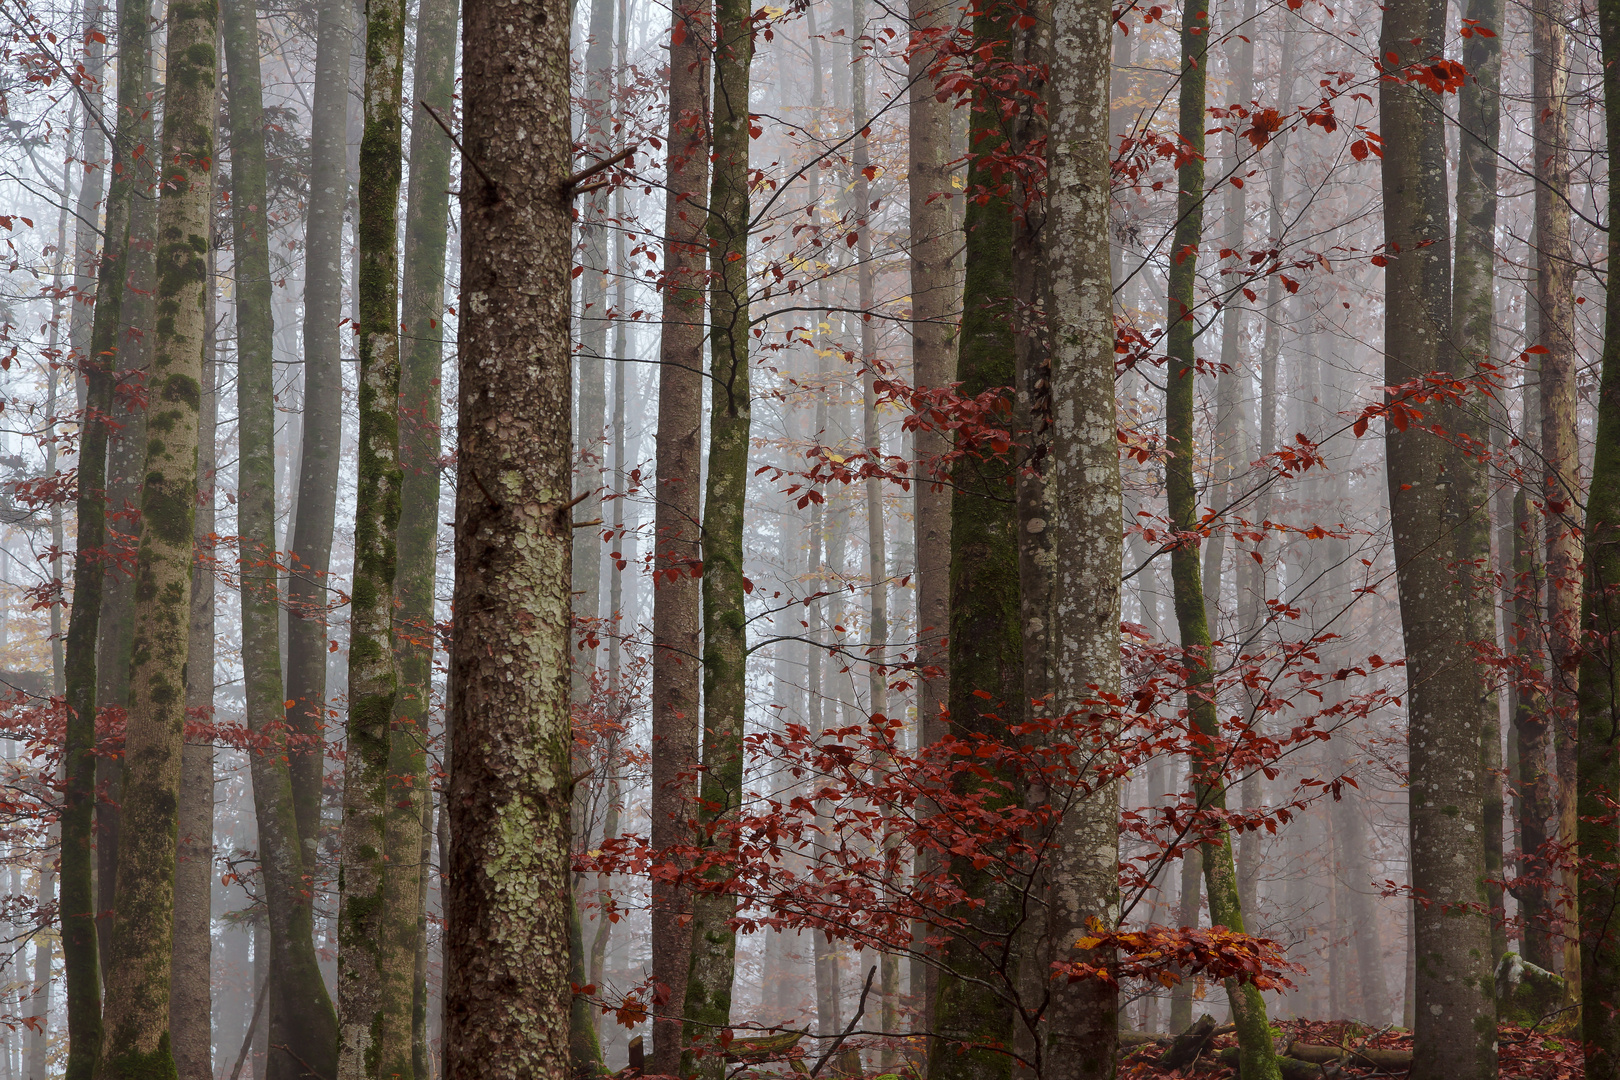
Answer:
441, 0, 575, 1072
1379, 0, 1498, 1068
97, 0, 216, 1071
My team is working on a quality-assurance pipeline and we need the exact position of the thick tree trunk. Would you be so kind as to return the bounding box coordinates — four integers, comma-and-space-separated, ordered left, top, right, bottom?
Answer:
678, 3, 753, 1074
221, 1, 345, 1074
1042, 0, 1121, 1069
395, 0, 458, 1072
1531, 0, 1582, 990
647, 0, 709, 1065
441, 0, 575, 1067
170, 246, 217, 1080
1452, 0, 1507, 970
285, 0, 353, 857
907, 0, 954, 1030
1379, 0, 1498, 1069
96, 0, 216, 1071
60, 0, 138, 1063
1161, 0, 1280, 1072
337, 0, 409, 1062
1576, 0, 1620, 1063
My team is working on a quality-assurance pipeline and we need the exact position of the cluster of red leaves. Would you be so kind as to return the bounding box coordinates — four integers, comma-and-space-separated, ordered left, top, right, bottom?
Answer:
1065, 923, 1302, 991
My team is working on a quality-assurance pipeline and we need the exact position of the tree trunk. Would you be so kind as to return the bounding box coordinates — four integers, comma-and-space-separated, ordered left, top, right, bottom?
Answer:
647, 0, 710, 1064
396, 0, 458, 1071
908, 0, 954, 1031
1379, 0, 1498, 1068
338, 0, 409, 1061
96, 0, 216, 1071
1514, 488, 1557, 968
285, 0, 353, 858
60, 0, 140, 1061
1531, 0, 1582, 991
1042, 0, 1121, 1068
170, 239, 217, 1080
221, 1, 345, 1074
1452, 0, 1507, 971
441, 0, 575, 1069
1161, 0, 1280, 1072
678, 3, 753, 1074
925, 7, 1028, 1075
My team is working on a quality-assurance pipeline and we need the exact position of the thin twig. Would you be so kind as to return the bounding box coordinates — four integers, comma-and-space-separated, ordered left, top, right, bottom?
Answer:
807, 966, 877, 1080
420, 100, 498, 192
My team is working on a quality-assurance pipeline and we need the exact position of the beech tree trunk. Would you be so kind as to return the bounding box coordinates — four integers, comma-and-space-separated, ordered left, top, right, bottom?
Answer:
1379, 0, 1498, 1068
97, 0, 216, 1070
648, 0, 709, 1065
1042, 0, 1121, 1069
1161, 0, 1280, 1072
284, 0, 352, 857
441, 0, 575, 1066
338, 0, 409, 1062
222, 1, 344, 1073
678, 1, 753, 1072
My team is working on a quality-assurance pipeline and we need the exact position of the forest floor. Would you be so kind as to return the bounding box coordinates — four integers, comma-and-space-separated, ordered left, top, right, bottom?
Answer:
1118, 1017, 1585, 1079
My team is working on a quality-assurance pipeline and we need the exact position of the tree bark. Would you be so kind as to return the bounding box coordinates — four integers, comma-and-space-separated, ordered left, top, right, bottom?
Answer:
284, 0, 353, 858
441, 0, 575, 1070
1379, 0, 1498, 1068
1042, 0, 1121, 1069
170, 235, 217, 1080
1514, 488, 1557, 968
1161, 0, 1280, 1072
221, 1, 345, 1073
1531, 0, 1582, 991
647, 0, 710, 1064
338, 0, 409, 1061
96, 0, 216, 1070
677, 2, 753, 1073
1577, 0, 1620, 1062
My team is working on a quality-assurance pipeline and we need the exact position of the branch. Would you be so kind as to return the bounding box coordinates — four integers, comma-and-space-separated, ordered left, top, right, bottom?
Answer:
419, 100, 498, 193
563, 145, 637, 194
807, 966, 877, 1079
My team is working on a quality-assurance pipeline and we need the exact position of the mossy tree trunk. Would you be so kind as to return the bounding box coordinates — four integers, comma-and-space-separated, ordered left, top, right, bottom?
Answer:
96, 0, 217, 1072
1160, 0, 1281, 1073
1577, 0, 1620, 1062
648, 0, 710, 1065
677, 3, 753, 1075
285, 0, 353, 858
221, 2, 343, 1075
337, 0, 408, 1064
441, 0, 575, 1066
1379, 0, 1498, 1068
395, 0, 458, 1072
1042, 0, 1120, 1070
59, 0, 116, 1069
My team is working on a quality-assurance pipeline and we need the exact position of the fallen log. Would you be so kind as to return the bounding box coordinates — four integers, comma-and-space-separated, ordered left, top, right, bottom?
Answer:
1285, 1041, 1412, 1072
1215, 1047, 1341, 1080
1160, 1015, 1219, 1070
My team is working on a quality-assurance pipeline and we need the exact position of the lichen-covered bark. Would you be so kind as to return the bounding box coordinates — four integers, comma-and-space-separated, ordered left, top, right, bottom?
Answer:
96, 0, 216, 1072
1577, 0, 1620, 1063
1379, 0, 1498, 1069
441, 0, 575, 1071
1451, 0, 1507, 970
60, 0, 116, 1069
285, 0, 352, 856
677, 4, 753, 1075
1042, 0, 1119, 1072
648, 0, 709, 1065
1160, 1, 1281, 1073
170, 244, 216, 1080
1531, 0, 1583, 991
221, 2, 344, 1074
337, 0, 408, 1063
924, 8, 1027, 1075
394, 0, 458, 1073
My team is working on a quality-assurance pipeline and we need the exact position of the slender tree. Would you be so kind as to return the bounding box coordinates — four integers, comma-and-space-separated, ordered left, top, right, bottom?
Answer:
1042, 0, 1121, 1069
648, 0, 710, 1065
1160, 0, 1281, 1071
441, 0, 575, 1064
337, 0, 409, 1059
1380, 0, 1498, 1068
96, 0, 217, 1068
